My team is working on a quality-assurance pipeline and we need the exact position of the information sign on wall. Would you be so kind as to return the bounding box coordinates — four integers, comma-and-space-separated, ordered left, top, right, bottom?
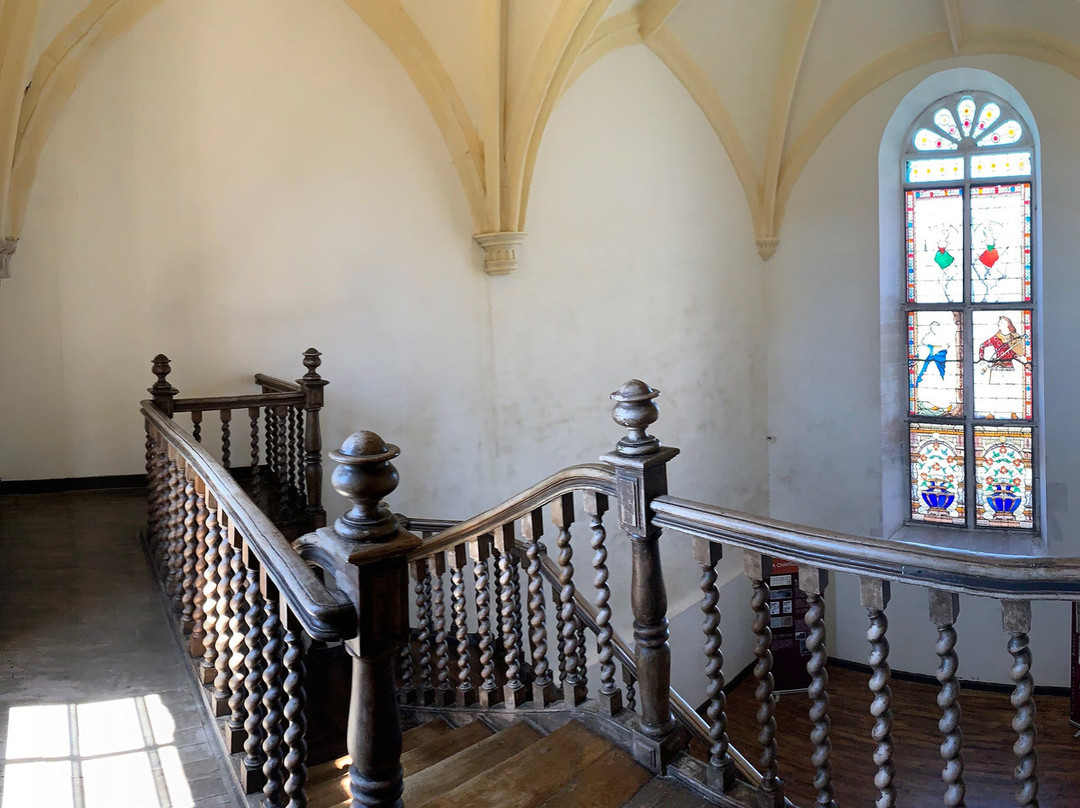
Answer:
767, 557, 811, 692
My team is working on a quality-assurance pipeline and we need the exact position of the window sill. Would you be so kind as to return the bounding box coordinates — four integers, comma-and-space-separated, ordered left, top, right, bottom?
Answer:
888, 523, 1046, 557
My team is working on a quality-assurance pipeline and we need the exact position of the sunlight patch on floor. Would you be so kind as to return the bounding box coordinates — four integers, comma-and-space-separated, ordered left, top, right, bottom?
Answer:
2, 695, 196, 808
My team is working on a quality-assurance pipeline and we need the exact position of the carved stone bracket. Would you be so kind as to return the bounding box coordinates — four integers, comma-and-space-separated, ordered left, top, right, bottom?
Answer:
755, 236, 779, 261
0, 238, 16, 282
473, 231, 525, 275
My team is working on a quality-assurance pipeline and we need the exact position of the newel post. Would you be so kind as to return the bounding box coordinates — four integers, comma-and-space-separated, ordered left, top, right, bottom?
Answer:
601, 380, 681, 771
298, 348, 329, 530
328, 431, 420, 808
149, 354, 178, 417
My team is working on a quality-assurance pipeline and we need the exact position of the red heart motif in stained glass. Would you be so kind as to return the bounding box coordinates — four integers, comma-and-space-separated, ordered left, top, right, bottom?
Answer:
979, 246, 999, 268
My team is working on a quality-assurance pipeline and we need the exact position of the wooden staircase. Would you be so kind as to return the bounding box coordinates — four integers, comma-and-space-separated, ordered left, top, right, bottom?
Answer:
306, 718, 711, 808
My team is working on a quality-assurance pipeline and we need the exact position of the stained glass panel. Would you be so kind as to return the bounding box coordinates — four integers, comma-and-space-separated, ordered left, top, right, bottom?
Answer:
906, 188, 963, 303
907, 157, 964, 183
957, 97, 977, 137
908, 311, 963, 417
914, 128, 959, 151
910, 423, 966, 525
972, 309, 1032, 420
970, 184, 1031, 303
970, 151, 1031, 179
977, 120, 1023, 148
974, 102, 1001, 137
933, 108, 961, 141
974, 426, 1034, 528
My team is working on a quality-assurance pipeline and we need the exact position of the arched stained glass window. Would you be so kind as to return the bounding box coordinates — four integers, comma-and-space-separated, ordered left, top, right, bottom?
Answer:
903, 92, 1037, 531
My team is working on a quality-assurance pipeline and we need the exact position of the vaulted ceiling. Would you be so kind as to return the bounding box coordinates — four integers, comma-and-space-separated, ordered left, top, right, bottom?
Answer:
2, 0, 1079, 276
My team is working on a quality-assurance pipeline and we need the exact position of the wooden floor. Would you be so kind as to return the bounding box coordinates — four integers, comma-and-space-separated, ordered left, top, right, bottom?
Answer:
725, 664, 1079, 808
0, 489, 243, 808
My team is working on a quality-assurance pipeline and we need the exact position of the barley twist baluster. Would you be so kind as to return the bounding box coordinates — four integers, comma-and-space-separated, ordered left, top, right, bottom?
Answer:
800, 566, 836, 808
474, 537, 501, 707
166, 458, 186, 604
240, 567, 268, 792
199, 503, 222, 683
495, 524, 526, 706
212, 518, 235, 716
1002, 599, 1038, 808
248, 407, 261, 500
189, 485, 210, 658
286, 405, 298, 501
695, 537, 733, 790
275, 405, 289, 512
192, 410, 203, 443
180, 472, 199, 634
930, 589, 966, 808
262, 597, 286, 807
746, 551, 784, 807
220, 409, 232, 469
554, 579, 567, 686
398, 633, 416, 704
451, 546, 476, 706
144, 423, 156, 533
430, 555, 453, 706
264, 405, 276, 479
862, 578, 895, 808
149, 439, 167, 553
415, 561, 435, 705
283, 626, 308, 808
294, 408, 306, 502
521, 510, 554, 706
159, 455, 178, 585
552, 494, 585, 705
226, 541, 250, 752
622, 664, 637, 712
584, 493, 619, 714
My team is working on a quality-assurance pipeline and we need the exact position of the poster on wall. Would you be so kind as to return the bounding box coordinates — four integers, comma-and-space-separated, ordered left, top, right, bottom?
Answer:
1071, 603, 1080, 729
767, 557, 811, 693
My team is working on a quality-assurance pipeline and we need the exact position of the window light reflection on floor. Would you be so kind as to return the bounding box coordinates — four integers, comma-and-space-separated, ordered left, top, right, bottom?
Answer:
2, 695, 196, 808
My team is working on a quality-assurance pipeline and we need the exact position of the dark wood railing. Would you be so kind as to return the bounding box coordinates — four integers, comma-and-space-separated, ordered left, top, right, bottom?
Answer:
142, 360, 1076, 808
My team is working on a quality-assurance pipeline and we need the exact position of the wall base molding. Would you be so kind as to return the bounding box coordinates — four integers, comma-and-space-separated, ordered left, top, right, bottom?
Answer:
829, 655, 1069, 697
1, 474, 147, 495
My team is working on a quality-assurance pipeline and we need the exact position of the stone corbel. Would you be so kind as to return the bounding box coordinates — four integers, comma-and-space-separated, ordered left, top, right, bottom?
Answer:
0, 239, 16, 282
755, 236, 779, 261
474, 231, 525, 276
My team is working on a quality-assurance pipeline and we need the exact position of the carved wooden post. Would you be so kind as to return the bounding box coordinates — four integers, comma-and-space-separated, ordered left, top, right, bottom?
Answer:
324, 432, 420, 808
601, 380, 681, 772
298, 349, 328, 530
149, 354, 178, 417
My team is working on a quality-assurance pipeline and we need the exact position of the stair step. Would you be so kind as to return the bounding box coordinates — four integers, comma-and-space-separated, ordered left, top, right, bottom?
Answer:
619, 778, 713, 808
534, 745, 652, 808
402, 721, 544, 808
401, 720, 495, 775
403, 717, 454, 752
413, 720, 630, 808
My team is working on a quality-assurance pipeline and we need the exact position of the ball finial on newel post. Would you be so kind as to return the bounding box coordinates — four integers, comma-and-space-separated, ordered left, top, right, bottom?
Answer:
330, 431, 400, 542
149, 354, 179, 416
610, 380, 661, 456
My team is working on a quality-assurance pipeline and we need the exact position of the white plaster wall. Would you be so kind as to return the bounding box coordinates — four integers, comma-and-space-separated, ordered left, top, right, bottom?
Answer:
767, 55, 1080, 686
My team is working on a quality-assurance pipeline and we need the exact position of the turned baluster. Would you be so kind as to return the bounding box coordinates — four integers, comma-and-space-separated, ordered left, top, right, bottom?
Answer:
180, 470, 199, 634
1002, 599, 1038, 808
262, 594, 286, 808
474, 536, 501, 707
199, 500, 222, 682
275, 405, 289, 512
585, 492, 620, 714
521, 510, 554, 706
414, 560, 435, 705
294, 408, 306, 503
226, 530, 251, 752
861, 578, 895, 808
286, 405, 298, 499
429, 554, 454, 707
551, 494, 585, 705
553, 579, 567, 686
298, 349, 328, 529
220, 409, 232, 469
212, 514, 235, 716
192, 410, 203, 443
695, 537, 733, 791
241, 558, 268, 793
151, 448, 171, 578
745, 551, 784, 807
496, 524, 527, 707
149, 436, 168, 554
603, 380, 680, 765
248, 407, 261, 499
283, 621, 308, 808
623, 665, 637, 712
264, 405, 277, 479
165, 456, 186, 604
800, 566, 836, 808
451, 545, 476, 706
930, 589, 966, 808
398, 632, 416, 704
189, 481, 210, 658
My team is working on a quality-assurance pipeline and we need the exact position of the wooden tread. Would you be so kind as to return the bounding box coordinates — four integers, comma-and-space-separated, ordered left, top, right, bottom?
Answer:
403, 717, 454, 752
534, 745, 653, 807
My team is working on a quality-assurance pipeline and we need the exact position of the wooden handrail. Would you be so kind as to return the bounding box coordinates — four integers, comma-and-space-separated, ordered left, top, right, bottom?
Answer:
172, 391, 303, 412
143, 402, 355, 641
650, 495, 1080, 598
254, 373, 302, 393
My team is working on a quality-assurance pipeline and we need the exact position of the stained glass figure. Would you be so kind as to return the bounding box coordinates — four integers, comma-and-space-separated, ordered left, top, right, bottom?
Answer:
974, 102, 1001, 136
909, 311, 963, 417
914, 128, 959, 151
910, 423, 966, 525
977, 120, 1023, 148
972, 309, 1032, 420
906, 188, 963, 303
970, 151, 1031, 179
957, 96, 977, 137
973, 426, 1034, 528
933, 108, 961, 141
970, 183, 1031, 303
907, 157, 964, 183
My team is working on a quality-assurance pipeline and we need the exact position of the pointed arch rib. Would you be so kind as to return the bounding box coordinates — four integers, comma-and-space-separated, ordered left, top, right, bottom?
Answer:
638, 0, 683, 42
0, 0, 41, 237
565, 9, 643, 93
